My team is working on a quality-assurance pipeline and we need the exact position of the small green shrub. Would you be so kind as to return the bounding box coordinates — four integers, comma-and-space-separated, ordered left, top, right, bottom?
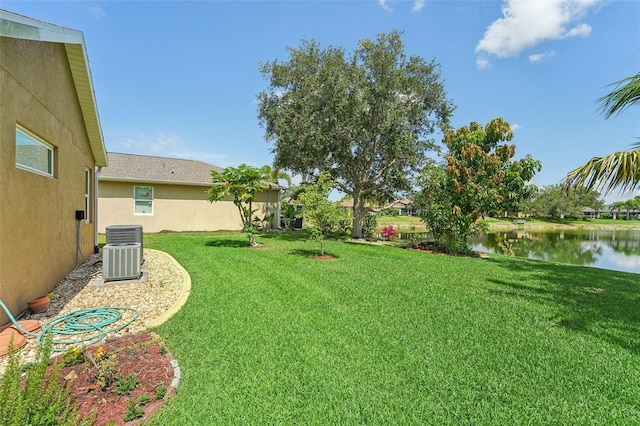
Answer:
114, 373, 139, 395
62, 347, 85, 366
156, 384, 167, 400
138, 393, 151, 406
124, 398, 144, 421
159, 345, 167, 355
362, 214, 378, 239
94, 354, 118, 390
0, 333, 94, 426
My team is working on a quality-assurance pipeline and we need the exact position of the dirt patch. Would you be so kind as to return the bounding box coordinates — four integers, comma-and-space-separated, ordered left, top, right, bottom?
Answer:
312, 255, 337, 260
51, 331, 177, 425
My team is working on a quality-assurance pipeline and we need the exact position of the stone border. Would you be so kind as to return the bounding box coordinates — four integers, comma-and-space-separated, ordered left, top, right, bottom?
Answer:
123, 331, 181, 425
145, 249, 192, 328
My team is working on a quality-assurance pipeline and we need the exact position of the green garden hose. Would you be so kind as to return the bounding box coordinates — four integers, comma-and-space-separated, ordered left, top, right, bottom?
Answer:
0, 300, 139, 352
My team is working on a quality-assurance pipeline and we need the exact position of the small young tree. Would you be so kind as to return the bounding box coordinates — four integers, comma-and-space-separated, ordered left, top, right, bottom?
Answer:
416, 118, 540, 252
280, 199, 297, 231
297, 172, 345, 256
207, 164, 270, 246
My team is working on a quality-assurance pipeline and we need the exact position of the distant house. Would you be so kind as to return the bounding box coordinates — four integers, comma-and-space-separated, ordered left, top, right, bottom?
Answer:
582, 207, 601, 219
340, 198, 419, 216
98, 153, 282, 233
607, 206, 640, 221
387, 199, 419, 216
0, 10, 107, 323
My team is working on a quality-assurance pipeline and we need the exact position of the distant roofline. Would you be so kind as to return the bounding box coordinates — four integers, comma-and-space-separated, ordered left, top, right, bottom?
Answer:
98, 176, 215, 187
101, 152, 284, 190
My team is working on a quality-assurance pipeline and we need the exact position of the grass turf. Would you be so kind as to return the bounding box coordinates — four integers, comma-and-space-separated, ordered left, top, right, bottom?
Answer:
144, 231, 639, 424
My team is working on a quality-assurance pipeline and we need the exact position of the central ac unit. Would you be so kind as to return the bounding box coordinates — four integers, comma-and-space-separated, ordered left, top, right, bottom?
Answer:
103, 243, 141, 281
106, 225, 143, 263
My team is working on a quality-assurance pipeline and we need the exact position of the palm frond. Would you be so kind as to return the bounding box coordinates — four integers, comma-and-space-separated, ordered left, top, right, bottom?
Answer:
596, 73, 640, 119
566, 149, 640, 194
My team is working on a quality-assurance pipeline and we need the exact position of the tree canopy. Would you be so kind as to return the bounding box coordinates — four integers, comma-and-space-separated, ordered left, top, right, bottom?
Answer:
257, 30, 453, 238
416, 118, 540, 251
528, 185, 604, 219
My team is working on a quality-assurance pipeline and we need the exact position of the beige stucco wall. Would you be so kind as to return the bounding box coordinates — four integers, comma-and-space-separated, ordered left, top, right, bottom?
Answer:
98, 181, 281, 233
0, 37, 97, 323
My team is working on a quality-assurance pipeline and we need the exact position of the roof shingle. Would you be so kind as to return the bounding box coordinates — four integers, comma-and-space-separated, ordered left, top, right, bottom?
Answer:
100, 152, 223, 186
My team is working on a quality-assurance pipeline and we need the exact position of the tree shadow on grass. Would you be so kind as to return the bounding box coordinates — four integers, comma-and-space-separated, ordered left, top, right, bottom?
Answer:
483, 256, 640, 354
257, 230, 310, 242
204, 239, 249, 248
288, 248, 338, 259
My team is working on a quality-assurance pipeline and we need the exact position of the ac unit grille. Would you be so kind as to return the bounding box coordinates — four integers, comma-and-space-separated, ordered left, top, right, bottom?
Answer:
105, 225, 143, 263
103, 243, 141, 282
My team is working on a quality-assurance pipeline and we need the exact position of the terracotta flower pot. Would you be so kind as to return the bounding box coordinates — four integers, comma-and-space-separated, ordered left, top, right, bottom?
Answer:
27, 295, 50, 314
0, 328, 27, 357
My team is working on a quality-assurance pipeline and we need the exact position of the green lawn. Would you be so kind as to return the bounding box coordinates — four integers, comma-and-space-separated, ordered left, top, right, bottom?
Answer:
145, 231, 639, 425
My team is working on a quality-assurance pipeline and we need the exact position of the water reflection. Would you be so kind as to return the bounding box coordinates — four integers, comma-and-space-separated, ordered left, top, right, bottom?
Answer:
469, 229, 640, 274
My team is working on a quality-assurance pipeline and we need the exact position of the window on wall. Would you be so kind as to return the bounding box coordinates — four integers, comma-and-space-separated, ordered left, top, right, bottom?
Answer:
15, 125, 54, 177
85, 169, 91, 223
134, 186, 154, 215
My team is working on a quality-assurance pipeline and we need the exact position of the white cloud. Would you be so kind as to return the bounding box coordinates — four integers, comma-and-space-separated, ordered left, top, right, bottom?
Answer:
378, 0, 425, 13
412, 0, 426, 13
88, 4, 106, 20
475, 0, 603, 59
120, 132, 188, 155
476, 57, 490, 69
510, 124, 522, 132
528, 50, 556, 63
564, 23, 592, 38
378, 0, 393, 12
117, 132, 229, 165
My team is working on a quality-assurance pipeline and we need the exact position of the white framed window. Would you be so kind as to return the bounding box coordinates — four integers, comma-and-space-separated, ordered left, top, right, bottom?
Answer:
134, 186, 154, 215
84, 168, 91, 223
15, 125, 54, 177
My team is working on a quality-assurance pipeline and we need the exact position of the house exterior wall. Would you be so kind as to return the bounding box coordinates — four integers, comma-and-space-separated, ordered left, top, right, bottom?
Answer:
0, 37, 97, 322
98, 181, 280, 233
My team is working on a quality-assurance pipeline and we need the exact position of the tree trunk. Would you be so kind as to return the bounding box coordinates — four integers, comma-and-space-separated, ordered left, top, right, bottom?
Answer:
351, 191, 365, 239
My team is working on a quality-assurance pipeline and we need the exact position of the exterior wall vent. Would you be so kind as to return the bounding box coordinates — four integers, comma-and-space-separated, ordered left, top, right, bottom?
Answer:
103, 243, 141, 281
105, 225, 143, 263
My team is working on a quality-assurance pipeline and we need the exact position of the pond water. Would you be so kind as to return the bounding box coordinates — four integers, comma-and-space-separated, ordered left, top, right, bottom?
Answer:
469, 228, 640, 274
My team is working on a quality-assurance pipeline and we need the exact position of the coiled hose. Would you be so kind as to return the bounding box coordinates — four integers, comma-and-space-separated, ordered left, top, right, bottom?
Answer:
0, 300, 139, 352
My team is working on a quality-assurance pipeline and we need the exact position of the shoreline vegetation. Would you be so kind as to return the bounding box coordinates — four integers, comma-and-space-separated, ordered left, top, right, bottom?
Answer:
376, 215, 640, 233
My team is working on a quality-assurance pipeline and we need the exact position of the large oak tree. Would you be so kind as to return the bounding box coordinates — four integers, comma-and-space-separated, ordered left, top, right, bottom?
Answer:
257, 30, 453, 238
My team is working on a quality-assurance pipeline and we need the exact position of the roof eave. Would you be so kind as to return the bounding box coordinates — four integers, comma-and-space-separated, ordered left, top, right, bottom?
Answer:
64, 43, 107, 167
0, 10, 108, 167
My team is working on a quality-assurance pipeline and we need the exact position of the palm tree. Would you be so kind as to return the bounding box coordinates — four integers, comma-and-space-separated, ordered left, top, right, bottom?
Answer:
566, 73, 640, 194
260, 165, 293, 187
610, 199, 638, 220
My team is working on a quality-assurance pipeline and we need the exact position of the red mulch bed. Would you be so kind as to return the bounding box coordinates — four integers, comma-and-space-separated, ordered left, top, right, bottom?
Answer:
50, 331, 176, 426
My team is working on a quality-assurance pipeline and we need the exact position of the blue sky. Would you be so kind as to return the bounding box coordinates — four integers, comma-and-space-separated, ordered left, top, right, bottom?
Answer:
4, 1, 639, 202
